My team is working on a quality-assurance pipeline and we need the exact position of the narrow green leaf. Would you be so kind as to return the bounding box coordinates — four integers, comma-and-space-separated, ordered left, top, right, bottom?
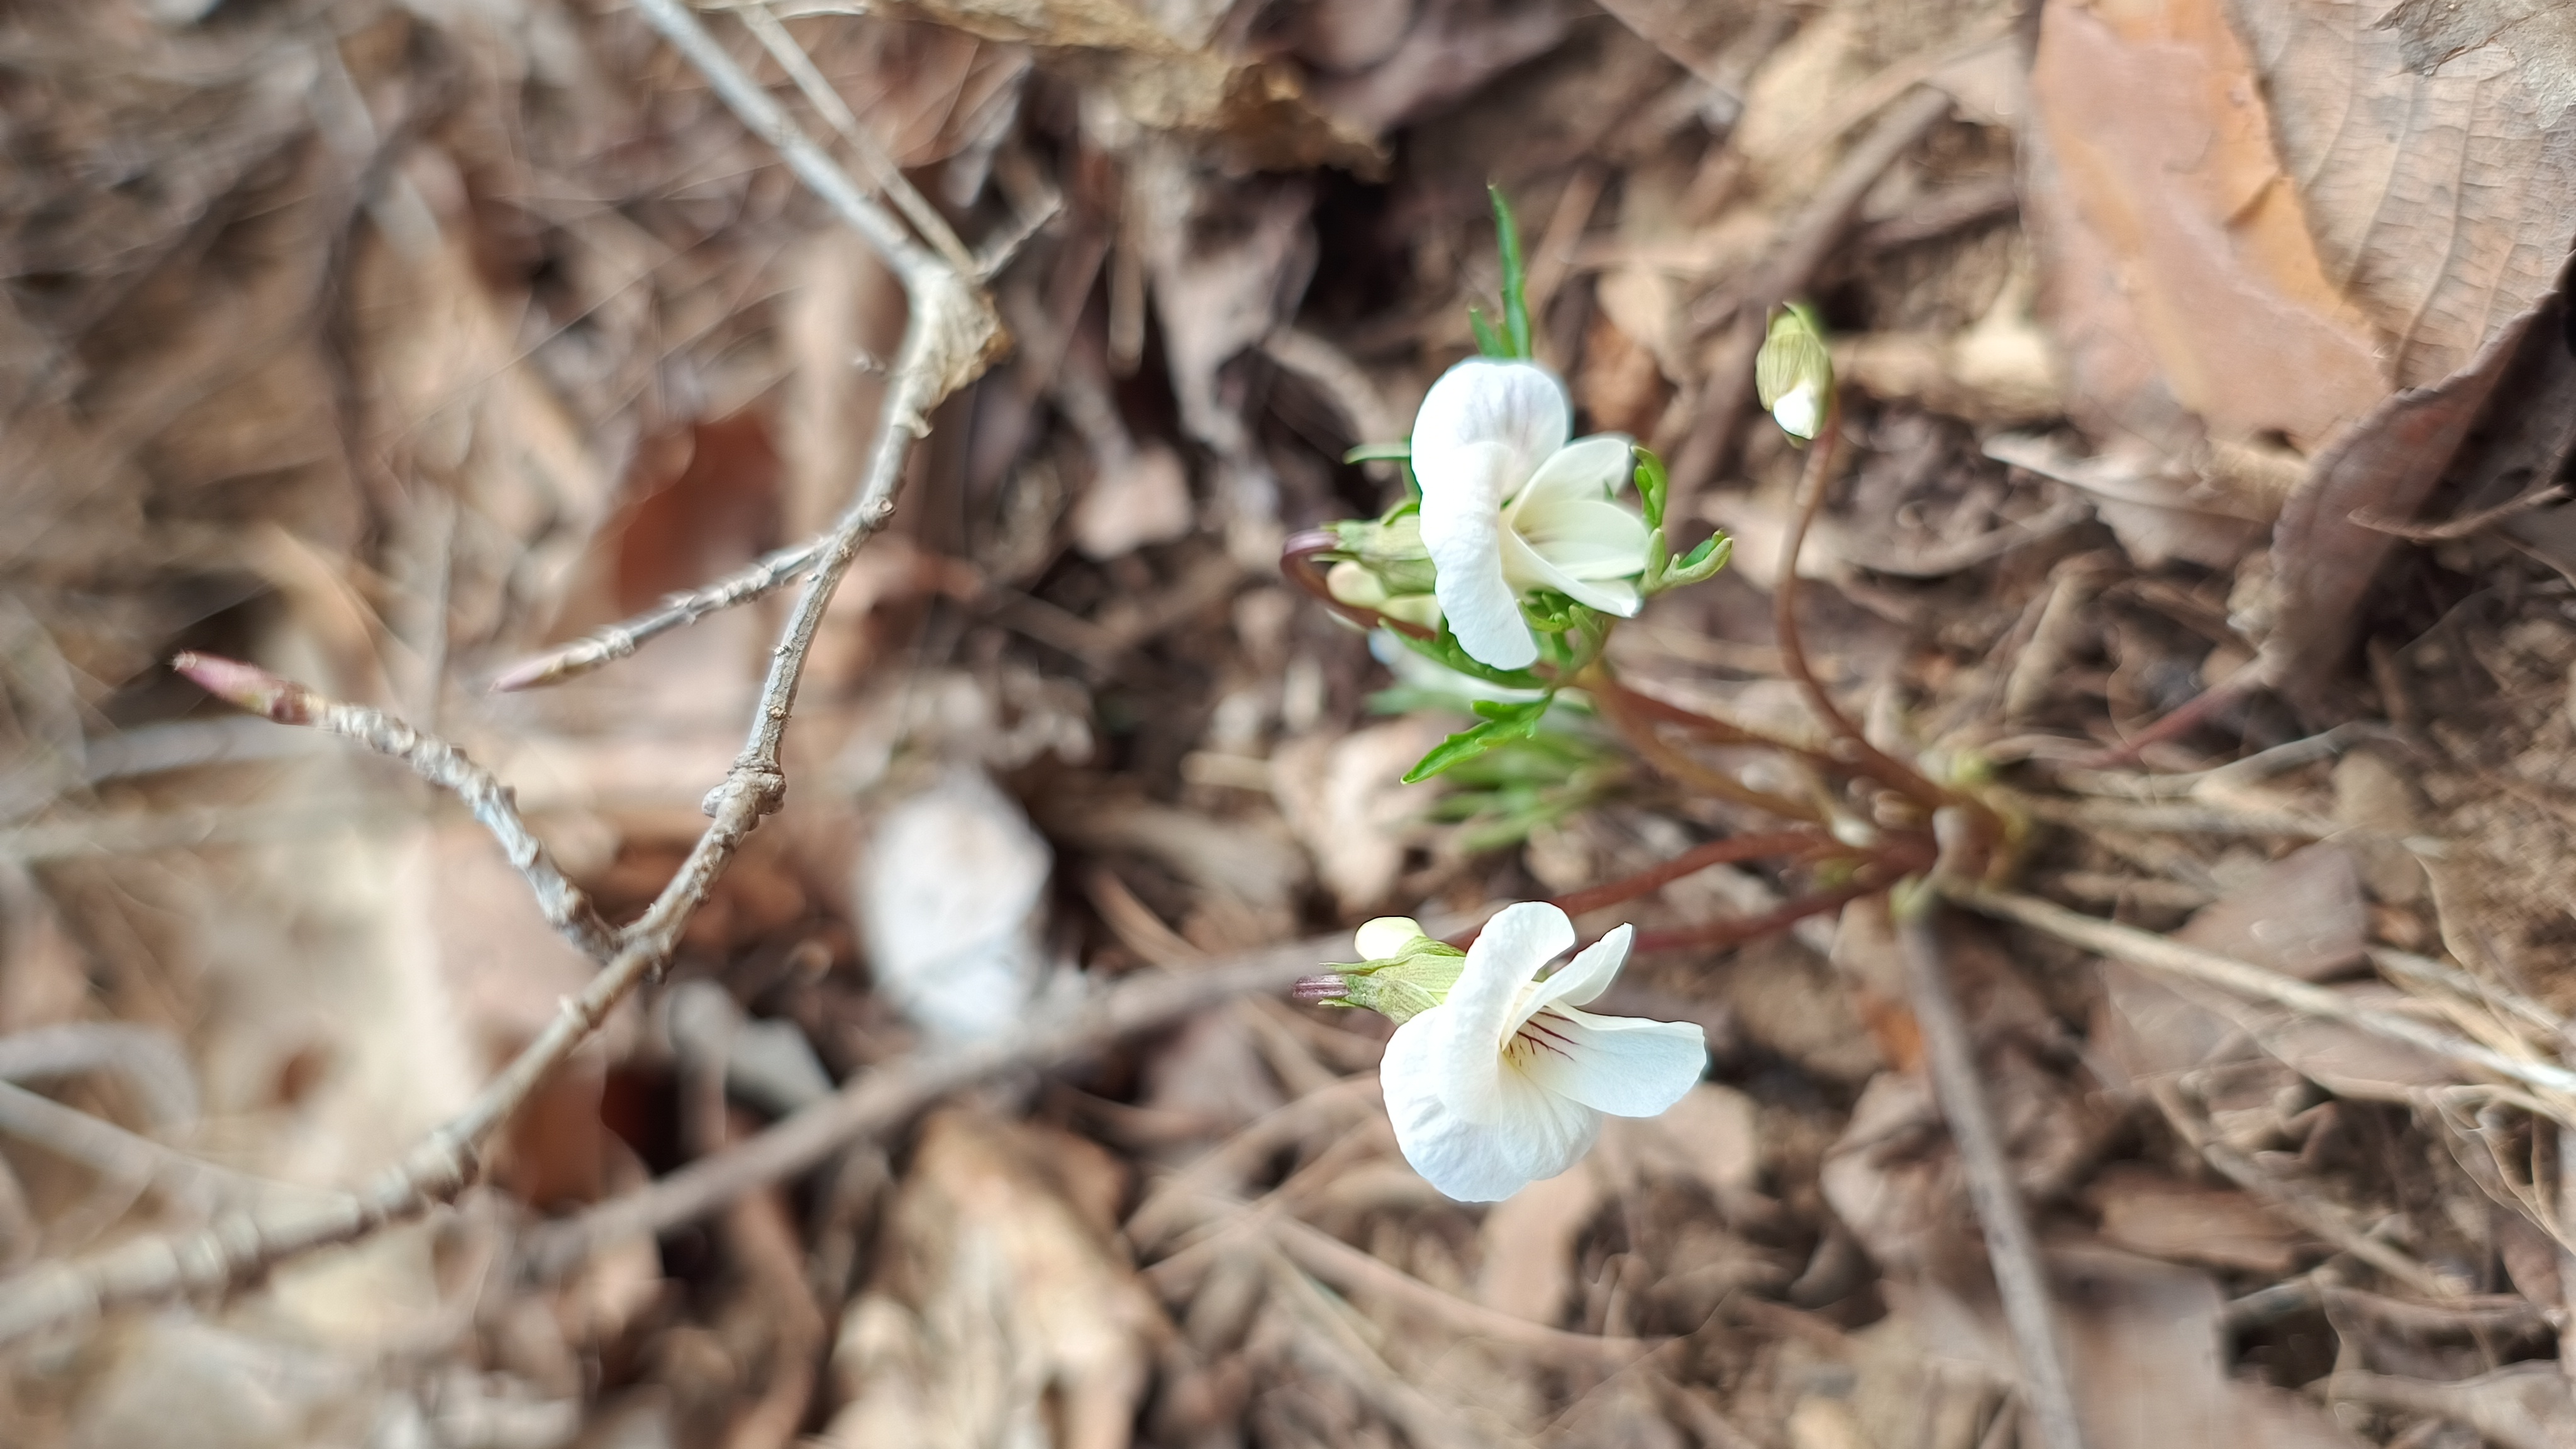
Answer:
1344, 441, 1413, 464
1469, 306, 1507, 358
1402, 697, 1552, 784
1490, 184, 1530, 360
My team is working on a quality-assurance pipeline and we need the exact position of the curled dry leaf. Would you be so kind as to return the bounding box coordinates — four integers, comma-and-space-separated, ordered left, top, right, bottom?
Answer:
2028, 0, 2576, 692
855, 0, 1382, 171
2089, 1165, 2308, 1275
1270, 716, 1451, 915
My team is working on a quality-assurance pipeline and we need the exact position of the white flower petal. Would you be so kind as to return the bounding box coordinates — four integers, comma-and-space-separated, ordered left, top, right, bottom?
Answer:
1513, 435, 1633, 513
1500, 531, 1643, 618
1524, 924, 1632, 1016
1467, 902, 1577, 997
1772, 384, 1822, 441
1516, 1006, 1707, 1117
1355, 917, 1425, 960
1420, 440, 1539, 670
1412, 359, 1568, 499
1511, 495, 1652, 579
1402, 901, 1567, 1133
1384, 1010, 1602, 1201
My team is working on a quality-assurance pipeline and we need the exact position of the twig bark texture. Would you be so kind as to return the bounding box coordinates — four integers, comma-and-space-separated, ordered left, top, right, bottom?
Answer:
0, 0, 998, 1348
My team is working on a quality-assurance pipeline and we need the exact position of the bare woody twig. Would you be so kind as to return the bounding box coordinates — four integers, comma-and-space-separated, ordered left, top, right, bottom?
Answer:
0, 0, 999, 1348
1893, 909, 2089, 1449
487, 540, 823, 693
171, 653, 616, 958
518, 932, 1344, 1279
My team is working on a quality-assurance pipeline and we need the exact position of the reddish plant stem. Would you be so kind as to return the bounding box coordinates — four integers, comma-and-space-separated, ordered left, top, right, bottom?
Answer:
1593, 675, 1841, 768
1280, 530, 1438, 641
1772, 396, 2007, 847
1592, 677, 1825, 823
1629, 886, 1878, 956
1546, 829, 1838, 920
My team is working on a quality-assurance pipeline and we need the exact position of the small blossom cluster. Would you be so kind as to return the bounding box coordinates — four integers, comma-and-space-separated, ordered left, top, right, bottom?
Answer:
1298, 904, 1706, 1202
1284, 200, 1832, 1202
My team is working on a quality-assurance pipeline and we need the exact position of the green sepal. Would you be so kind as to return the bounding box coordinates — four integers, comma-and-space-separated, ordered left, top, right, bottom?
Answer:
1404, 696, 1554, 784
1394, 628, 1551, 691
1345, 441, 1413, 464
1633, 446, 1669, 531
1662, 531, 1733, 588
1519, 590, 1583, 633
1641, 526, 1670, 593
1470, 306, 1508, 359
1333, 941, 1467, 1023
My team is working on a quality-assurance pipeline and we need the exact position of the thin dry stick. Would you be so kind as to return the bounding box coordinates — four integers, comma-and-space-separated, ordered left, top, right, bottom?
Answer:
1895, 911, 2089, 1449
0, 1080, 317, 1217
731, 1, 977, 276
0, 0, 996, 1348
1953, 886, 2576, 1106
488, 540, 822, 692
2146, 1080, 2454, 1299
518, 932, 1346, 1279
171, 653, 616, 958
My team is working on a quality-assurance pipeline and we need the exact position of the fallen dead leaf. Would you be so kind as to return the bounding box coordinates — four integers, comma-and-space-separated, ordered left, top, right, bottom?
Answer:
1270, 717, 1449, 916
2090, 1164, 2308, 1275
820, 1109, 1167, 1449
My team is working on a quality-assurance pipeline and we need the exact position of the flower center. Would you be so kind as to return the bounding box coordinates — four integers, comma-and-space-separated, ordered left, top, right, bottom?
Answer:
1502, 1008, 1577, 1066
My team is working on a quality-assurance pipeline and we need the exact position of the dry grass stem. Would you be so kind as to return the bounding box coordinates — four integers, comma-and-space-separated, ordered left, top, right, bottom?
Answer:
1957, 886, 2576, 1106
1896, 911, 2090, 1449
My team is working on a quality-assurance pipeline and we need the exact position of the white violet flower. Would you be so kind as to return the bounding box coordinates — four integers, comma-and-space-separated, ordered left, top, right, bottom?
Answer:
1411, 359, 1650, 671
1380, 901, 1706, 1201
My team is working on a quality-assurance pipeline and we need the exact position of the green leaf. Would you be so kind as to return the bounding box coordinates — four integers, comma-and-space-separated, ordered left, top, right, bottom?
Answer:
1469, 306, 1508, 359
1402, 696, 1553, 784
1344, 441, 1413, 464
1489, 184, 1531, 360
1394, 627, 1552, 691
1633, 447, 1668, 531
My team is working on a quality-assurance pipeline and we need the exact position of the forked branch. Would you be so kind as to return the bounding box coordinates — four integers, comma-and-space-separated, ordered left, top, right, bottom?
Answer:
0, 0, 999, 1349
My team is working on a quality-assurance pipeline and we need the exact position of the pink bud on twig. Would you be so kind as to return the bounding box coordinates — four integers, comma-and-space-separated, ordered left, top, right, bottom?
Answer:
170, 652, 321, 725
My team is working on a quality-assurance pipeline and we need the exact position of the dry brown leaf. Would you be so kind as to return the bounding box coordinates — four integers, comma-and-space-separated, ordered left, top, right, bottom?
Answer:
1070, 442, 1194, 560
2090, 1165, 2308, 1274
2226, 0, 2576, 391
2174, 842, 2366, 982
858, 0, 1381, 171
1270, 718, 1448, 915
2026, 0, 2390, 458
821, 1109, 1165, 1449
2259, 308, 2531, 701
1884, 1248, 2367, 1449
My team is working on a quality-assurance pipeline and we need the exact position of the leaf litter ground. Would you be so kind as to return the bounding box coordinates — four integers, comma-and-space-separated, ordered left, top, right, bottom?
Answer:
7, 0, 2576, 1445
